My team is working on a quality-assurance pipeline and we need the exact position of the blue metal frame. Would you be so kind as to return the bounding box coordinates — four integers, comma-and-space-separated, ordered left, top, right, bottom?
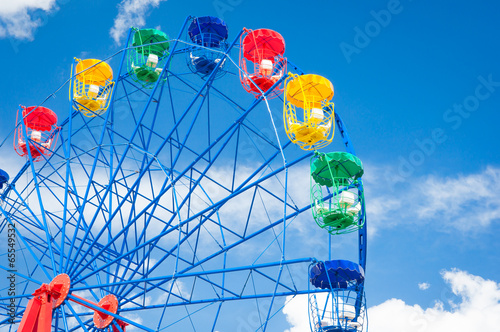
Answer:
0, 16, 367, 332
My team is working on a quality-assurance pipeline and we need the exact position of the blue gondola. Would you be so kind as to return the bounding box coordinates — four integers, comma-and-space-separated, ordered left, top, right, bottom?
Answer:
186, 16, 228, 78
309, 260, 366, 332
0, 169, 9, 189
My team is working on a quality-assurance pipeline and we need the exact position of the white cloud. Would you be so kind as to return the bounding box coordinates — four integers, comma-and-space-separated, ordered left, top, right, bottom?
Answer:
418, 282, 430, 290
369, 269, 500, 332
363, 165, 500, 236
283, 294, 312, 332
283, 292, 367, 332
0, 0, 58, 40
120, 312, 143, 332
284, 292, 350, 332
283, 269, 500, 332
110, 0, 167, 45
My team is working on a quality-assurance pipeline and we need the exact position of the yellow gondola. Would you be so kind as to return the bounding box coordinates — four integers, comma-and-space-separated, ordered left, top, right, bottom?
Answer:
72, 58, 114, 117
284, 74, 335, 150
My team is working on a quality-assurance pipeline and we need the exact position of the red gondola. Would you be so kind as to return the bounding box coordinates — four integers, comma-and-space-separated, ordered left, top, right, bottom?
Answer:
239, 28, 287, 99
14, 106, 60, 161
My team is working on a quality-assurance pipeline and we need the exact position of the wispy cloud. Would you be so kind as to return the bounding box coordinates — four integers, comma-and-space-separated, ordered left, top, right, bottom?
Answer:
414, 167, 500, 230
0, 1, 58, 40
418, 282, 430, 290
110, 0, 167, 45
364, 165, 500, 236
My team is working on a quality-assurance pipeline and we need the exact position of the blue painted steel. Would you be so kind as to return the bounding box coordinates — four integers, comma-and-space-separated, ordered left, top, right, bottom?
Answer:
334, 112, 367, 272
60, 57, 77, 275
310, 260, 365, 289
0, 15, 367, 332
0, 161, 28, 198
69, 26, 243, 280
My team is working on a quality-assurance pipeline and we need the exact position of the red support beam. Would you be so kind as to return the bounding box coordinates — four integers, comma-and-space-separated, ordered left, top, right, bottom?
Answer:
17, 274, 126, 332
18, 285, 53, 332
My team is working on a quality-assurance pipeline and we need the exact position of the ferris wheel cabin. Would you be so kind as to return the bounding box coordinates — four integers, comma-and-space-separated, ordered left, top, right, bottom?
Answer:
0, 169, 8, 190
129, 28, 170, 86
310, 151, 365, 235
14, 106, 59, 162
284, 74, 335, 150
73, 58, 114, 117
239, 28, 287, 98
187, 16, 228, 78
309, 260, 366, 332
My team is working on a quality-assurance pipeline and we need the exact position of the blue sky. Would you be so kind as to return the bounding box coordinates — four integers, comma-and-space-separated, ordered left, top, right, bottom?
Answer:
1, 0, 500, 331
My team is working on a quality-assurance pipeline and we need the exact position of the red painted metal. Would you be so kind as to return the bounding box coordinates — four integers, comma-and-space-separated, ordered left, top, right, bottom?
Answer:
14, 105, 60, 161
239, 28, 287, 99
18, 274, 70, 332
242, 28, 285, 61
18, 274, 126, 331
93, 294, 119, 329
112, 319, 129, 332
70, 293, 120, 329
22, 106, 58, 132
49, 273, 70, 308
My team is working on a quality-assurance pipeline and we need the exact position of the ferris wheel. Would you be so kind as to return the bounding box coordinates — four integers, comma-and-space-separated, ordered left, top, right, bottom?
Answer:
0, 15, 367, 332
